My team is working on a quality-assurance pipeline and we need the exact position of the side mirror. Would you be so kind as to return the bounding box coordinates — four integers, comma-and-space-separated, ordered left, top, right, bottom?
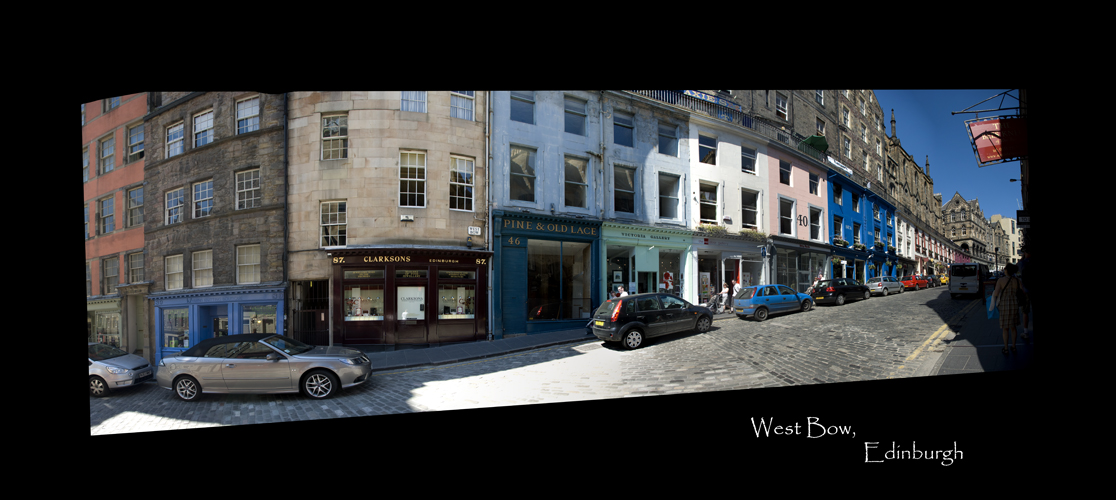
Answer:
266, 353, 282, 362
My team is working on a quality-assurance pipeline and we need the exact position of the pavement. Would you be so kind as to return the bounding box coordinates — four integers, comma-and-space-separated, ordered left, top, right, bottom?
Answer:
919, 295, 1034, 376
355, 310, 742, 372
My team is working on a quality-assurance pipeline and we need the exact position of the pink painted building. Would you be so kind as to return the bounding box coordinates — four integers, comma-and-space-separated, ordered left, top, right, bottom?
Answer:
765, 147, 832, 292
84, 93, 151, 359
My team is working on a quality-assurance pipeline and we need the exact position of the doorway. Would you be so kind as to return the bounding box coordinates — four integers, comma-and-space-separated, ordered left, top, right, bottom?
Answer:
637, 271, 657, 294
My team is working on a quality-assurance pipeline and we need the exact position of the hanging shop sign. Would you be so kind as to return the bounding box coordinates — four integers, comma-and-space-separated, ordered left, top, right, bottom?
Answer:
966, 116, 1028, 166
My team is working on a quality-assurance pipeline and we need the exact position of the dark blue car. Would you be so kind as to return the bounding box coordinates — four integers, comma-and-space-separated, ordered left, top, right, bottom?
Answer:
733, 284, 813, 322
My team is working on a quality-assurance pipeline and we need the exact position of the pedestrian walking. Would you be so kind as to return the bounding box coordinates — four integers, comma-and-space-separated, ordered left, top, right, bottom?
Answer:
720, 282, 730, 313
733, 279, 743, 298
616, 285, 628, 298
991, 262, 1022, 354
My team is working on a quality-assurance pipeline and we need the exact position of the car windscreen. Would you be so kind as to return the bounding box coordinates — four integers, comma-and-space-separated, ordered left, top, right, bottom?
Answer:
951, 266, 976, 277
88, 344, 128, 361
262, 335, 314, 355
594, 300, 619, 318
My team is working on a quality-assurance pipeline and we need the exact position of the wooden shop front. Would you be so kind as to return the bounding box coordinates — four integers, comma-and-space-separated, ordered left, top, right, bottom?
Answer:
329, 248, 491, 346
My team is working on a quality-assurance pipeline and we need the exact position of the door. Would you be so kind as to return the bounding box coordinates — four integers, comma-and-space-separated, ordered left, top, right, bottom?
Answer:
221, 341, 292, 391
395, 284, 427, 343
658, 294, 690, 333
632, 295, 666, 337
778, 285, 799, 310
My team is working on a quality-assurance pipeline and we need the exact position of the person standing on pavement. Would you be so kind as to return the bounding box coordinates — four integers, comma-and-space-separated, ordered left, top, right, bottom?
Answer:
992, 262, 1022, 354
1017, 246, 1031, 340
617, 285, 628, 298
733, 279, 743, 299
719, 282, 730, 313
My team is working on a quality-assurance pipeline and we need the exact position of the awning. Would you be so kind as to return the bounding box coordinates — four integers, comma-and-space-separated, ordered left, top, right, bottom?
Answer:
800, 135, 829, 153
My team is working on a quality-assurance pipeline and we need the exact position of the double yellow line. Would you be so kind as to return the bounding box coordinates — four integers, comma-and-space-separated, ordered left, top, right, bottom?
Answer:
889, 298, 983, 378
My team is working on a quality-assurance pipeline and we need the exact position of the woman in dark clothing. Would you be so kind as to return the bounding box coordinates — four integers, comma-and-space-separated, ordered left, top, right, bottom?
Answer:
992, 263, 1021, 354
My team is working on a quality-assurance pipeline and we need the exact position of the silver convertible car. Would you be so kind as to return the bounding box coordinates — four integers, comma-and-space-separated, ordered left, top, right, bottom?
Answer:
156, 334, 372, 401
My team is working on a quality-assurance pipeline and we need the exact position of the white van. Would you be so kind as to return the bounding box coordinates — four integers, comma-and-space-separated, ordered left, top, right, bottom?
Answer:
948, 263, 988, 299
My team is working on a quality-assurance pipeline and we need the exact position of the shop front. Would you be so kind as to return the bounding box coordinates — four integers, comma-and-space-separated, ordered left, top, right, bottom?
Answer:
153, 285, 285, 360
327, 248, 491, 347
493, 211, 600, 338
896, 256, 917, 278
602, 223, 692, 300
770, 236, 831, 293
691, 233, 766, 304
829, 243, 868, 284
88, 298, 122, 348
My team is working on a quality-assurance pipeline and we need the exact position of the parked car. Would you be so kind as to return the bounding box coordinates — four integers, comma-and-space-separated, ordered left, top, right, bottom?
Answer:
899, 275, 928, 290
939, 274, 950, 285
89, 343, 155, 397
812, 278, 871, 306
866, 276, 904, 296
733, 284, 813, 321
589, 293, 713, 349
156, 334, 372, 401
925, 274, 939, 287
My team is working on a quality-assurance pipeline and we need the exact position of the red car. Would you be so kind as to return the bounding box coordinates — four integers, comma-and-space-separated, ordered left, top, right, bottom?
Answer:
899, 275, 928, 290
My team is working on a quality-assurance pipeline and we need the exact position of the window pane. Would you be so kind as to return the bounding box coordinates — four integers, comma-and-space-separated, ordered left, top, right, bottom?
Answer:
614, 166, 635, 214
510, 91, 534, 124
564, 156, 588, 208
564, 97, 586, 135
509, 145, 536, 202
613, 113, 633, 147
699, 136, 716, 164
659, 174, 679, 219
658, 123, 677, 156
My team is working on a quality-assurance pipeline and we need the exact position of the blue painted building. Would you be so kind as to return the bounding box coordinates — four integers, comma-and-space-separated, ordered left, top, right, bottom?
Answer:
826, 156, 896, 282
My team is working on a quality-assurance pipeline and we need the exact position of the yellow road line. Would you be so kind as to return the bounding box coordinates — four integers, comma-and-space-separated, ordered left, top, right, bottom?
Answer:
890, 298, 983, 377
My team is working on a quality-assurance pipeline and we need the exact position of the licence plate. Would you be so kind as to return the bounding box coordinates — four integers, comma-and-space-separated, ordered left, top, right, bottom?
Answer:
594, 320, 604, 326
959, 287, 968, 290
816, 297, 824, 300
736, 308, 744, 313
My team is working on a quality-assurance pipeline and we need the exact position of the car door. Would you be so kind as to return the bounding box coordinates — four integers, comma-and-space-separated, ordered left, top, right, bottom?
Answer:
778, 285, 800, 311
222, 341, 293, 391
633, 295, 667, 338
658, 294, 690, 333
753, 286, 779, 312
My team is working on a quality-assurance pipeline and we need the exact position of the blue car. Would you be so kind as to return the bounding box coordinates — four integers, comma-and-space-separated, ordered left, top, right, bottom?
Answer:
733, 284, 814, 322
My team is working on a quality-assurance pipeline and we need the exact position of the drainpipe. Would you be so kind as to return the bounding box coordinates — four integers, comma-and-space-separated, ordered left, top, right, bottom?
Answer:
281, 93, 291, 339
486, 91, 493, 341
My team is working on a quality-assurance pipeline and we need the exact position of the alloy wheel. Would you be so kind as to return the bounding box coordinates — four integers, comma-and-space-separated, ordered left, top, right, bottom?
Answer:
304, 372, 335, 398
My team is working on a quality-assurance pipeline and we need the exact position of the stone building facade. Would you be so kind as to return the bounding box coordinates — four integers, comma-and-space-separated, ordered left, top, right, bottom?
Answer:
943, 192, 991, 266
143, 92, 288, 360
285, 91, 490, 348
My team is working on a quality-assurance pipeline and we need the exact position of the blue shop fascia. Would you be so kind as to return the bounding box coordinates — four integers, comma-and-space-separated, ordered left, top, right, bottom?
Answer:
492, 211, 602, 338
151, 282, 286, 361
827, 160, 898, 282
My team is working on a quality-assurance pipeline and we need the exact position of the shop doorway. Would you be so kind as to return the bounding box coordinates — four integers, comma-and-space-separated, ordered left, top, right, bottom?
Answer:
395, 284, 428, 344
637, 271, 657, 294
213, 316, 228, 337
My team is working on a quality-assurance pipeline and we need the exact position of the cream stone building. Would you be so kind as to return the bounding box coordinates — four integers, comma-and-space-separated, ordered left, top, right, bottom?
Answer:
286, 91, 490, 349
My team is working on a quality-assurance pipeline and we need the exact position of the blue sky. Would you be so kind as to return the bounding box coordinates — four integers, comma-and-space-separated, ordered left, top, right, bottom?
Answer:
872, 89, 1025, 223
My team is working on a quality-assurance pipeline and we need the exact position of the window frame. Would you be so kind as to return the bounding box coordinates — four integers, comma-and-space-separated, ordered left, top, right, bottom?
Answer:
778, 197, 795, 236
658, 122, 677, 157
320, 200, 347, 247
236, 169, 261, 210
775, 93, 788, 120
165, 255, 183, 291
450, 91, 475, 121
810, 206, 823, 241
193, 179, 213, 219
83, 148, 90, 182
401, 91, 427, 113
698, 134, 717, 165
833, 215, 844, 241
166, 121, 184, 158
103, 256, 119, 295
779, 160, 791, 186
613, 111, 634, 148
741, 188, 759, 230
321, 114, 349, 160
658, 173, 681, 220
398, 151, 427, 208
237, 244, 261, 285
698, 181, 719, 225
809, 173, 819, 195
236, 96, 260, 134
510, 91, 535, 125
165, 188, 184, 225
834, 184, 843, 206
128, 252, 144, 284
842, 106, 850, 127
127, 187, 143, 228
449, 156, 475, 212
741, 146, 757, 174
509, 144, 537, 204
99, 134, 115, 174
816, 118, 825, 137
99, 196, 115, 235
563, 95, 587, 136
613, 164, 637, 215
127, 123, 144, 163
193, 249, 213, 288
563, 154, 590, 210
815, 90, 824, 106
193, 109, 214, 148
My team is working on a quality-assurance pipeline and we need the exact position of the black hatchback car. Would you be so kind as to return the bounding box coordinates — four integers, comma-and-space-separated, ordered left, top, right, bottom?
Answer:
589, 293, 713, 349
811, 278, 871, 306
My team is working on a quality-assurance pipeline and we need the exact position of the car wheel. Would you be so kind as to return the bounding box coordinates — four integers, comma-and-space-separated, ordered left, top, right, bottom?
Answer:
836, 294, 846, 306
863, 291, 871, 301
754, 307, 769, 322
882, 287, 889, 296
695, 316, 712, 333
302, 370, 339, 399
89, 376, 109, 398
801, 300, 812, 312
621, 329, 644, 350
174, 376, 201, 401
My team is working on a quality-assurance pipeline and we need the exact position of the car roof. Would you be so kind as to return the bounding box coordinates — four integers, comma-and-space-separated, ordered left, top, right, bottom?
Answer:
179, 333, 278, 356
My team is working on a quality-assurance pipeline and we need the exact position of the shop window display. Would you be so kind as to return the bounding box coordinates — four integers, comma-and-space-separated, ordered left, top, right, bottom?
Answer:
243, 304, 277, 334
438, 284, 476, 319
163, 308, 189, 348
527, 240, 592, 321
344, 285, 384, 321
94, 311, 121, 347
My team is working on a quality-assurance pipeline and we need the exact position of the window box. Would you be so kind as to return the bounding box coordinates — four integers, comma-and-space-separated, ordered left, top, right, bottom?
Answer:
834, 238, 849, 247
697, 223, 726, 236
738, 229, 767, 242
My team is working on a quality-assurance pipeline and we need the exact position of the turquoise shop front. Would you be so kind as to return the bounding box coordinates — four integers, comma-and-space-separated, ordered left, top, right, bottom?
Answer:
492, 211, 601, 338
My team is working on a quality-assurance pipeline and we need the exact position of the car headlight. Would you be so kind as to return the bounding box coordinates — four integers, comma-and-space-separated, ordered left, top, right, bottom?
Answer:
106, 366, 129, 375
340, 357, 363, 365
